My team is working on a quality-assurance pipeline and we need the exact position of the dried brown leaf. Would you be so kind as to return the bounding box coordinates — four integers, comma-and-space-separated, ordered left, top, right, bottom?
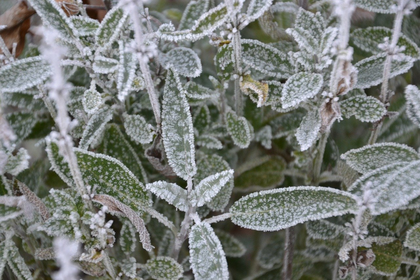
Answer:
17, 180, 50, 221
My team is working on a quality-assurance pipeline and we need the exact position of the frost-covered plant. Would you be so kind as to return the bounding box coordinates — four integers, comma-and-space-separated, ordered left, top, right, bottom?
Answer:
1, 0, 420, 279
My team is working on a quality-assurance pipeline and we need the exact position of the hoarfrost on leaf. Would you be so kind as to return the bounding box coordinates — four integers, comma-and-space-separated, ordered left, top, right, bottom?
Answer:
354, 0, 400, 13
189, 170, 234, 207
95, 6, 128, 50
4, 148, 30, 176
145, 181, 188, 212
185, 81, 218, 100
195, 135, 223, 150
405, 85, 420, 128
79, 106, 113, 150
225, 110, 252, 149
340, 95, 386, 122
189, 222, 229, 280
295, 109, 321, 152
404, 223, 420, 251
117, 41, 137, 102
120, 219, 137, 255
92, 56, 119, 74
341, 142, 419, 174
178, 0, 210, 31
246, 0, 273, 23
8, 245, 34, 280
229, 186, 358, 231
306, 220, 345, 240
123, 114, 154, 144
82, 87, 102, 115
70, 16, 99, 36
162, 70, 197, 180
281, 72, 323, 109
162, 47, 202, 78
145, 256, 183, 280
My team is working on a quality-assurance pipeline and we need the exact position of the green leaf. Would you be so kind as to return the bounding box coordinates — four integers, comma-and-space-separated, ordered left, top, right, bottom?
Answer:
404, 223, 420, 251
226, 110, 252, 148
294, 8, 324, 42
352, 27, 420, 59
246, 0, 273, 22
306, 220, 345, 240
340, 95, 386, 122
214, 44, 234, 81
4, 148, 30, 176
193, 106, 211, 133
179, 0, 209, 30
162, 71, 196, 180
214, 229, 246, 257
281, 72, 323, 109
0, 57, 51, 93
257, 234, 283, 269
82, 87, 103, 114
28, 0, 77, 38
371, 240, 402, 275
92, 56, 119, 74
117, 41, 137, 101
191, 3, 228, 35
185, 81, 218, 100
7, 245, 33, 280
96, 6, 128, 50
235, 156, 285, 189
162, 47, 202, 78
6, 112, 37, 143
1, 91, 45, 111
355, 53, 414, 89
101, 124, 148, 184
354, 0, 396, 14
0, 203, 22, 223
405, 85, 420, 128
341, 142, 419, 174
230, 187, 358, 231
79, 106, 113, 150
123, 114, 154, 144
0, 237, 12, 276
196, 153, 233, 211
195, 135, 223, 150
47, 141, 152, 216
70, 16, 100, 36
295, 109, 321, 151
189, 222, 228, 280
120, 219, 137, 255
145, 181, 188, 212
145, 256, 183, 280
241, 39, 294, 79
189, 170, 233, 207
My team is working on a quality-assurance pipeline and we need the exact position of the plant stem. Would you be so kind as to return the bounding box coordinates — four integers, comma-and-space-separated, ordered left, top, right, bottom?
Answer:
203, 213, 232, 224
282, 226, 296, 280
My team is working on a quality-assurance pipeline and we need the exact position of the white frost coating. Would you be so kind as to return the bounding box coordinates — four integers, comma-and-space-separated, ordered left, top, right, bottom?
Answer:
178, 0, 210, 31
295, 109, 321, 151
340, 95, 386, 122
286, 28, 318, 54
162, 47, 202, 78
123, 114, 154, 144
185, 81, 218, 100
230, 186, 358, 231
4, 148, 30, 176
196, 135, 223, 150
255, 125, 272, 149
281, 72, 323, 109
162, 71, 197, 180
341, 142, 419, 174
145, 181, 188, 212
145, 256, 183, 280
339, 236, 395, 262
404, 222, 420, 251
79, 106, 113, 150
117, 41, 137, 102
53, 237, 79, 280
355, 53, 414, 89
241, 39, 294, 78
92, 56, 119, 74
70, 16, 99, 36
95, 6, 128, 50
246, 0, 273, 23
294, 8, 325, 41
0, 56, 51, 93
306, 220, 345, 240
354, 0, 412, 13
189, 223, 229, 280
405, 85, 420, 128
120, 220, 137, 255
190, 169, 234, 207
82, 85, 103, 115
225, 110, 252, 148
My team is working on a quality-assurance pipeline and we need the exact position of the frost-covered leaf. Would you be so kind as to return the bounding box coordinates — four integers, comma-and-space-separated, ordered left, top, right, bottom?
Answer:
257, 234, 283, 269
189, 222, 228, 280
123, 114, 154, 144
7, 245, 33, 280
306, 220, 345, 240
4, 148, 30, 176
1, 91, 45, 111
215, 44, 234, 81
196, 153, 233, 211
340, 95, 386, 122
235, 156, 285, 189
185, 81, 218, 100
191, 3, 228, 35
145, 181, 188, 212
405, 223, 420, 252
162, 71, 196, 180
196, 135, 223, 149
0, 237, 12, 276
96, 6, 128, 50
341, 143, 419, 174
240, 75, 269, 107
352, 27, 420, 59
82, 87, 102, 115
189, 170, 233, 207
241, 39, 294, 78
294, 8, 324, 42
79, 106, 113, 150
101, 124, 147, 184
6, 112, 37, 143
162, 47, 202, 78
119, 257, 136, 278
28, 0, 78, 38
145, 256, 183, 280
354, 0, 397, 13
255, 125, 272, 149
405, 85, 420, 128
178, 0, 209, 30
370, 240, 402, 275
270, 109, 305, 138
281, 72, 323, 109
214, 229, 246, 257
120, 219, 137, 255
0, 56, 51, 93
92, 56, 119, 74
71, 16, 99, 36
225, 110, 252, 148
355, 53, 414, 89
246, 0, 273, 22
286, 27, 318, 54
0, 202, 22, 223
117, 41, 137, 101
230, 187, 358, 231
295, 109, 321, 151
47, 141, 152, 216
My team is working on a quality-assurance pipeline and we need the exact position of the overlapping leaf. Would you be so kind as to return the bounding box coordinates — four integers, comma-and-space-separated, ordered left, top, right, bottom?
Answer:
96, 6, 128, 50
162, 47, 202, 78
340, 95, 386, 122
405, 85, 420, 128
145, 181, 188, 212
226, 110, 252, 149
145, 256, 183, 280
281, 72, 323, 109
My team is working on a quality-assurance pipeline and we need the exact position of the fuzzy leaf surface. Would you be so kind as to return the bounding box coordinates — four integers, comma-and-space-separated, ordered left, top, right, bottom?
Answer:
281, 72, 323, 109
295, 109, 321, 151
235, 157, 285, 189
163, 47, 202, 78
179, 0, 209, 30
405, 223, 420, 251
340, 95, 386, 122
405, 85, 420, 128
145, 256, 183, 280
123, 114, 154, 144
214, 229, 246, 257
71, 16, 99, 36
92, 56, 119, 74
79, 106, 113, 150
145, 181, 188, 212
96, 6, 128, 49
354, 0, 397, 13
226, 110, 252, 148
